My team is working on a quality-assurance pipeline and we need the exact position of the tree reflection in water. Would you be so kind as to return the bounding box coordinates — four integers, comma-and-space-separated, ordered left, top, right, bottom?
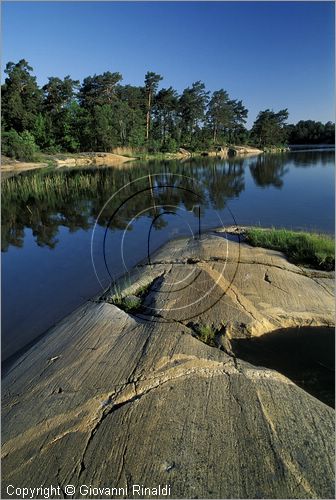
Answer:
2, 158, 247, 251
249, 154, 289, 188
4, 151, 326, 252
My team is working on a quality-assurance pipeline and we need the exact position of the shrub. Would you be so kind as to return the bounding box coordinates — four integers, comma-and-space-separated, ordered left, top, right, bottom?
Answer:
147, 139, 162, 153
161, 138, 178, 153
2, 129, 39, 161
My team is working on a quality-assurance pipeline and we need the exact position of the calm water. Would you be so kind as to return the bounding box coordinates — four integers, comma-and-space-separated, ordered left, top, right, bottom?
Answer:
2, 150, 334, 362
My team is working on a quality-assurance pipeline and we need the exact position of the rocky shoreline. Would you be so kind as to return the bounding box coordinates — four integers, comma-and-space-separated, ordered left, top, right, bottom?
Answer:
0, 145, 272, 173
2, 233, 334, 498
1, 152, 135, 173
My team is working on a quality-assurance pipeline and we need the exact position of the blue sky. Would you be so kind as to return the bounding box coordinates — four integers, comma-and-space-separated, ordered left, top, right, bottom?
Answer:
2, 1, 334, 127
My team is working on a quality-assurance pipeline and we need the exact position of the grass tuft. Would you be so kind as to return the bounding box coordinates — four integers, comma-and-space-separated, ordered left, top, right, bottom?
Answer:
193, 324, 217, 347
245, 228, 334, 271
108, 278, 153, 314
113, 295, 141, 313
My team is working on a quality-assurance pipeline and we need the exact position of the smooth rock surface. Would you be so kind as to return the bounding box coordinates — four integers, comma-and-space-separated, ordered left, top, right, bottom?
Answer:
2, 235, 334, 498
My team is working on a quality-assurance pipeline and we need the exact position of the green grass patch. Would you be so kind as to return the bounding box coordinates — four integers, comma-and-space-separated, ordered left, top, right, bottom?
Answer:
245, 228, 335, 271
192, 324, 217, 347
108, 278, 153, 314
112, 295, 142, 313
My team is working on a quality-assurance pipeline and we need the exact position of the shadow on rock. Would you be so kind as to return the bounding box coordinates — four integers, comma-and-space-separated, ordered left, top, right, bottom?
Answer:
231, 326, 335, 408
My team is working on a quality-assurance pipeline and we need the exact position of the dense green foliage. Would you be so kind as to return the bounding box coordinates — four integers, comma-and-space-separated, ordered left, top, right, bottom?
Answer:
2, 130, 39, 161
250, 109, 289, 147
2, 59, 334, 158
286, 120, 335, 145
246, 228, 335, 271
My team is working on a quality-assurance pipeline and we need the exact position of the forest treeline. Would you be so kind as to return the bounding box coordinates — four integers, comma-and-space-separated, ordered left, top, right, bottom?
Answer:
1, 60, 334, 160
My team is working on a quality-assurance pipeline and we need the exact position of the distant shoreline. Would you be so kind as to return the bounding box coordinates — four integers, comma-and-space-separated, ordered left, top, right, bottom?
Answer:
0, 145, 283, 173
1, 144, 333, 175
288, 144, 335, 151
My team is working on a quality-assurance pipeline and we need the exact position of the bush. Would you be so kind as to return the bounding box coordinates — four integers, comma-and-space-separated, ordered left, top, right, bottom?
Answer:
2, 129, 40, 161
147, 138, 161, 153
160, 138, 178, 153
